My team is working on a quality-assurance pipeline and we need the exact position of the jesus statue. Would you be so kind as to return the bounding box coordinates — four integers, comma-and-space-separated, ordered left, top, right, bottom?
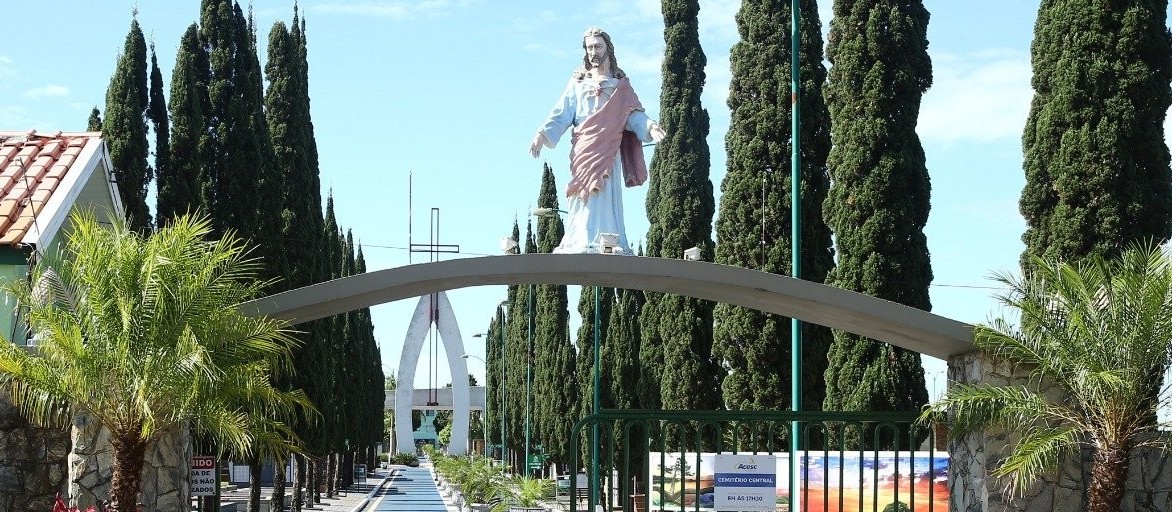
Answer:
529, 27, 666, 254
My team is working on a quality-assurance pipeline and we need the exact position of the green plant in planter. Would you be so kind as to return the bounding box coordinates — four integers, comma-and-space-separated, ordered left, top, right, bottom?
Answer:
505, 475, 553, 510
389, 452, 419, 467
458, 458, 508, 507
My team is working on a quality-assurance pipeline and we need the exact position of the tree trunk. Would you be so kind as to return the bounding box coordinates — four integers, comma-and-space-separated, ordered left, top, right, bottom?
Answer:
1088, 445, 1129, 512
271, 454, 287, 512
108, 432, 148, 512
341, 449, 353, 488
312, 457, 325, 503
326, 453, 336, 498
248, 453, 262, 512
291, 453, 305, 512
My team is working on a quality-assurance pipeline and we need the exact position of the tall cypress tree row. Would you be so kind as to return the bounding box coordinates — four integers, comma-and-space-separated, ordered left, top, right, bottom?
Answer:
714, 0, 835, 414
102, 15, 152, 232
821, 0, 932, 432
1020, 0, 1172, 265
160, 24, 208, 226
530, 164, 574, 468
147, 43, 170, 227
640, 0, 721, 418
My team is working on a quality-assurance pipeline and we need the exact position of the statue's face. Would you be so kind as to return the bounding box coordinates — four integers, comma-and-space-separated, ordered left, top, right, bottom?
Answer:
584, 35, 608, 69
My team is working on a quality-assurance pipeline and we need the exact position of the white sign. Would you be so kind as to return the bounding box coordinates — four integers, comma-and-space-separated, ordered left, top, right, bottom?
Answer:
714, 453, 776, 512
190, 456, 216, 497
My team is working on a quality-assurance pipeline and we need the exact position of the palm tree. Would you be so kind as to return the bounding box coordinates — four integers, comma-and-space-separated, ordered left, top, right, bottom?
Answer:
924, 243, 1172, 512
0, 211, 311, 512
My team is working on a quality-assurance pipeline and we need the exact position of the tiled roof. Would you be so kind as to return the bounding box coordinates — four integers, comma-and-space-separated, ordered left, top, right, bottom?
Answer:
0, 130, 102, 246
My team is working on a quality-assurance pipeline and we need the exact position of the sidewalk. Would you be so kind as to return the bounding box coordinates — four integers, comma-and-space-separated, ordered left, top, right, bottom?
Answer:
213, 468, 391, 512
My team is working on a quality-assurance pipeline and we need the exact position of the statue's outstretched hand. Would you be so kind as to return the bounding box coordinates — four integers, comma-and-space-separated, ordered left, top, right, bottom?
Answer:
649, 122, 667, 143
529, 133, 544, 158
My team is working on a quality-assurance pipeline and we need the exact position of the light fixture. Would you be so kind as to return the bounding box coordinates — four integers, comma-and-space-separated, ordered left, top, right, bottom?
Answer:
531, 207, 567, 218
594, 232, 620, 254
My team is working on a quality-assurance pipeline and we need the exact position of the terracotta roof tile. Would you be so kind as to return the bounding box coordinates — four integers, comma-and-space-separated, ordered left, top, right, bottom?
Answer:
1, 215, 34, 244
0, 130, 104, 246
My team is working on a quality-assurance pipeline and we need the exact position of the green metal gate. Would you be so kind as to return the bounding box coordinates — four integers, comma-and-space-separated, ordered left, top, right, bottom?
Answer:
566, 410, 943, 512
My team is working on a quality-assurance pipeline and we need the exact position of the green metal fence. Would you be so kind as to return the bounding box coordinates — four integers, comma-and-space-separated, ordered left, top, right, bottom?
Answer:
566, 410, 943, 512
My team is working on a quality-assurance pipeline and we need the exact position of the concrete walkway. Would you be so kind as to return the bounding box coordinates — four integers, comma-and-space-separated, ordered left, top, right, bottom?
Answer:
366, 465, 452, 512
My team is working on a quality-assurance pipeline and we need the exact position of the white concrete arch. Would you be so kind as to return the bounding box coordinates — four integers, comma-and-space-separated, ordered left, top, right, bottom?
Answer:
394, 292, 470, 455
241, 254, 973, 359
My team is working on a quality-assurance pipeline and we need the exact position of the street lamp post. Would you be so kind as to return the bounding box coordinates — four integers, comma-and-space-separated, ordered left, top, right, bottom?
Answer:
525, 282, 534, 477
460, 353, 489, 460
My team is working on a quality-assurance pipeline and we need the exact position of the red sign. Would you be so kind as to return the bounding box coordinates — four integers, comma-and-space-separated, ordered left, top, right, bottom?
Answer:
191, 456, 216, 496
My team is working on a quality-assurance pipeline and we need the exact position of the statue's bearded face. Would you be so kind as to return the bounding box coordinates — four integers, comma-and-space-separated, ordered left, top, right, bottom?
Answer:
584, 35, 608, 69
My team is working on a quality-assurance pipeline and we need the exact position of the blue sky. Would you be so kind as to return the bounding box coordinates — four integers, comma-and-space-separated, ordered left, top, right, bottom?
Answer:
1, 1, 1148, 402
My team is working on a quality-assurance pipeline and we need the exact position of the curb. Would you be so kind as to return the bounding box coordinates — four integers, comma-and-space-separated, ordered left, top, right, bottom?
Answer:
347, 474, 392, 512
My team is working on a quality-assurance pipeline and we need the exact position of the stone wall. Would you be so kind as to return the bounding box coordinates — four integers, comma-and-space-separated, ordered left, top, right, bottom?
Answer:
68, 413, 190, 512
947, 350, 1172, 512
0, 394, 69, 512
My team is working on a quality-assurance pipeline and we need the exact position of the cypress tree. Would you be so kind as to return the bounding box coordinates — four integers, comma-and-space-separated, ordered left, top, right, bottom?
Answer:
266, 11, 332, 502
604, 286, 646, 493
86, 108, 102, 132
160, 24, 208, 226
531, 164, 575, 468
504, 221, 537, 471
575, 284, 613, 462
147, 43, 170, 227
339, 229, 360, 487
1020, 0, 1172, 265
821, 0, 932, 436
198, 0, 235, 224
242, 9, 284, 285
640, 0, 721, 419
605, 287, 643, 411
317, 194, 343, 493
102, 15, 152, 232
484, 312, 503, 458
359, 247, 384, 467
199, 0, 273, 237
714, 0, 835, 415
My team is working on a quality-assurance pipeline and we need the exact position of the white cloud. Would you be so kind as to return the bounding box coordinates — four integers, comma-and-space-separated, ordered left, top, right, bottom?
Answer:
23, 85, 69, 100
917, 49, 1032, 143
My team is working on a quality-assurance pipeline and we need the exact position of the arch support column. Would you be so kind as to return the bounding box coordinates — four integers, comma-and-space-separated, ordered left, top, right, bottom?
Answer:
394, 292, 470, 455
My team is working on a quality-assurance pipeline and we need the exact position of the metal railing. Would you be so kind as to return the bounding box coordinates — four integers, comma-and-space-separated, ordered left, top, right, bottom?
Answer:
567, 410, 944, 512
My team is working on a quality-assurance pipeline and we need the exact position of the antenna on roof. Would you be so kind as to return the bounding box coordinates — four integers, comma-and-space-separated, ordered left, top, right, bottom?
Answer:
12, 157, 46, 261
